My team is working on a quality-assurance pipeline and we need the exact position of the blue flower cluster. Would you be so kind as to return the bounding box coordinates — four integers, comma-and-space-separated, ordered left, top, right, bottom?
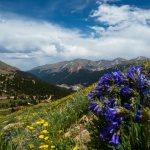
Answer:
88, 65, 150, 146
4, 131, 12, 141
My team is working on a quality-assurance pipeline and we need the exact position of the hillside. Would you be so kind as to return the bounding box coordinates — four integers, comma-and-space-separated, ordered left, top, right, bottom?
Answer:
0, 60, 18, 74
28, 57, 149, 89
0, 60, 72, 110
0, 71, 71, 99
0, 85, 94, 149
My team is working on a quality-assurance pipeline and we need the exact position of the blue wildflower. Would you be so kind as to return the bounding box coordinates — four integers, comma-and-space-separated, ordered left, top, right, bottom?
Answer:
112, 71, 125, 85
109, 133, 120, 146
4, 131, 12, 141
121, 86, 131, 96
88, 100, 97, 112
104, 106, 117, 121
134, 110, 142, 123
88, 65, 150, 147
124, 102, 131, 110
97, 107, 103, 114
104, 98, 115, 106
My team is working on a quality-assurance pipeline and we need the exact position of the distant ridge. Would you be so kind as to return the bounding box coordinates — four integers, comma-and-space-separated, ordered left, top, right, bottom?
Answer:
29, 56, 149, 73
28, 56, 149, 88
0, 60, 19, 74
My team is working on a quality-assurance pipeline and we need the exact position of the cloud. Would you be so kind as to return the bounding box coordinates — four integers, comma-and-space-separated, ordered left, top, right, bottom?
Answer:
91, 4, 150, 27
0, 13, 106, 61
0, 3, 150, 70
89, 3, 150, 56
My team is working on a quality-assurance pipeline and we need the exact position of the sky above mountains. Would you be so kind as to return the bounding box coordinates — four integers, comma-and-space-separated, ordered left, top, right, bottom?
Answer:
0, 0, 150, 70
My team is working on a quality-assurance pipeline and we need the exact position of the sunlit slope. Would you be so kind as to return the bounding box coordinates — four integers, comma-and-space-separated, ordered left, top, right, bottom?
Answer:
0, 85, 95, 149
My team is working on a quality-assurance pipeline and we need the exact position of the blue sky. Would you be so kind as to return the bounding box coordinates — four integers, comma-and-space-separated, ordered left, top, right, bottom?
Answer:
0, 0, 150, 70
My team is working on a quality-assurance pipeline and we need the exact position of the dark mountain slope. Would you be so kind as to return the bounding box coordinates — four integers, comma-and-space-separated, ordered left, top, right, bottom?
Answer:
28, 57, 149, 87
0, 60, 72, 100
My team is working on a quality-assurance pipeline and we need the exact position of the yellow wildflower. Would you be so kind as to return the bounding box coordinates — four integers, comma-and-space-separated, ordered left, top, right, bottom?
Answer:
39, 144, 49, 149
51, 145, 55, 149
26, 126, 34, 130
29, 126, 34, 130
44, 136, 49, 141
29, 144, 34, 149
40, 120, 45, 124
44, 145, 49, 148
36, 121, 41, 125
43, 122, 48, 127
41, 130, 49, 134
39, 145, 43, 149
39, 135, 44, 139
73, 146, 80, 150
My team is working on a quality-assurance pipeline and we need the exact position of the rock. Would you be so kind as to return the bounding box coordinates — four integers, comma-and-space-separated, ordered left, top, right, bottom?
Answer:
80, 129, 90, 143
80, 144, 88, 150
64, 131, 72, 137
79, 115, 89, 124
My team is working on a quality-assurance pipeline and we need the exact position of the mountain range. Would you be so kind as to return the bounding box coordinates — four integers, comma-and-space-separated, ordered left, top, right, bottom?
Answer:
0, 56, 148, 97
28, 56, 149, 90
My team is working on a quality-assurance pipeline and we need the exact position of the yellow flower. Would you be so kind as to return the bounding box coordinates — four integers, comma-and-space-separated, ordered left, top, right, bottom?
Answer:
51, 145, 55, 149
39, 135, 44, 139
44, 136, 49, 141
29, 144, 34, 149
43, 122, 48, 127
36, 121, 41, 125
39, 145, 43, 149
44, 145, 48, 148
39, 144, 49, 149
40, 120, 45, 124
26, 126, 34, 130
73, 146, 80, 150
29, 126, 34, 130
41, 130, 49, 134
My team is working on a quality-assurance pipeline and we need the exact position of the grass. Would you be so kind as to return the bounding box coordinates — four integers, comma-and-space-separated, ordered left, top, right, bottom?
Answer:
0, 85, 95, 150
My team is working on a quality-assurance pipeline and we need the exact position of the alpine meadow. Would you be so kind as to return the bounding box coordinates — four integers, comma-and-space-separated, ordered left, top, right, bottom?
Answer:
0, 0, 150, 150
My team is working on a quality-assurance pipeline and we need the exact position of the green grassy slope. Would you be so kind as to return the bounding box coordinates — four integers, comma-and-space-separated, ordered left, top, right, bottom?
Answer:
0, 85, 95, 150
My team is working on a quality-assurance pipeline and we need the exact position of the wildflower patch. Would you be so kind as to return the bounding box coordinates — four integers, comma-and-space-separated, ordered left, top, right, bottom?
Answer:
88, 65, 150, 149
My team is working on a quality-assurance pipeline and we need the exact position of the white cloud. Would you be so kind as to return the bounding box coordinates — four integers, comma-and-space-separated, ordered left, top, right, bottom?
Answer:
0, 4, 150, 70
89, 4, 150, 57
91, 4, 150, 26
